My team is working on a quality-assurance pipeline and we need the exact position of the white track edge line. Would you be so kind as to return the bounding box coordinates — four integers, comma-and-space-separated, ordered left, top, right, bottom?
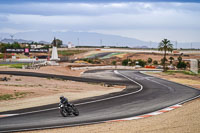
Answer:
140, 71, 200, 92
2, 70, 200, 119
2, 70, 143, 117
1, 70, 200, 132
140, 71, 200, 104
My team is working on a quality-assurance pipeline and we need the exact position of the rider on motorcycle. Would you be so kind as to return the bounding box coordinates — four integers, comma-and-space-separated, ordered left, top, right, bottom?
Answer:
60, 96, 70, 106
60, 96, 74, 115
59, 96, 79, 117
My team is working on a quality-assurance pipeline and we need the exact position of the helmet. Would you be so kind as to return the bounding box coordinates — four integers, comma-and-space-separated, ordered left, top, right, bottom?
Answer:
60, 96, 64, 100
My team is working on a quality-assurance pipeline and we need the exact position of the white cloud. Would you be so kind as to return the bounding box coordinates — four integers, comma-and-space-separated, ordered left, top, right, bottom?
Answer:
104, 3, 128, 8
0, 2, 199, 42
5, 9, 200, 30
0, 28, 37, 34
1, 2, 199, 16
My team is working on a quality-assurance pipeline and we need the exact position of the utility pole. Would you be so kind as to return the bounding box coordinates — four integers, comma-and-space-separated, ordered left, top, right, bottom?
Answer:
10, 35, 14, 39
150, 41, 152, 49
175, 41, 178, 50
100, 39, 103, 47
77, 38, 79, 46
4, 49, 7, 61
191, 43, 193, 49
10, 35, 14, 44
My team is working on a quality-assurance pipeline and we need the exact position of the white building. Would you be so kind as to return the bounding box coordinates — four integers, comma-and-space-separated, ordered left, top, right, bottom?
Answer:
68, 42, 75, 48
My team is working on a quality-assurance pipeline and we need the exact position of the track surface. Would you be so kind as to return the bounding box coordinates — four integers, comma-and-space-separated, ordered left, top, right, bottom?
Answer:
0, 70, 200, 133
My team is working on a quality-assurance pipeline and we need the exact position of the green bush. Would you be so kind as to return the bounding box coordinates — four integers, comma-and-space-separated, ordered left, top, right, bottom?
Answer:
112, 61, 116, 65
136, 59, 146, 67
153, 60, 158, 65
147, 58, 153, 64
0, 54, 4, 59
83, 58, 88, 61
122, 59, 131, 66
0, 42, 22, 52
82, 58, 101, 64
88, 59, 94, 64
177, 61, 187, 69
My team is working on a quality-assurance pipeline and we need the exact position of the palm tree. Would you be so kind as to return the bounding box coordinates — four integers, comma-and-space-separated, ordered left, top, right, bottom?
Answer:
158, 39, 173, 72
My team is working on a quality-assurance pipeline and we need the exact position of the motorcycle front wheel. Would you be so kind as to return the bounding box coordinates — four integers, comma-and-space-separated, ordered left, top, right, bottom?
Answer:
60, 108, 69, 117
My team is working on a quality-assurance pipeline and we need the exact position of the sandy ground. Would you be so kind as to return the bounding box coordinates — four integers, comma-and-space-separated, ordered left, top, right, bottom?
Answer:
0, 64, 124, 112
0, 75, 123, 112
20, 71, 200, 133
146, 72, 200, 89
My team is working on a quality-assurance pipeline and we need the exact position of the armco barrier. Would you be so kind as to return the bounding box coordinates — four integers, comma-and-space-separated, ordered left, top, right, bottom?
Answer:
71, 66, 135, 70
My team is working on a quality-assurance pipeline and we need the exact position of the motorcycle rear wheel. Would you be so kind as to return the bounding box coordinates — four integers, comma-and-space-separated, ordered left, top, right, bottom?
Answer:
73, 106, 79, 116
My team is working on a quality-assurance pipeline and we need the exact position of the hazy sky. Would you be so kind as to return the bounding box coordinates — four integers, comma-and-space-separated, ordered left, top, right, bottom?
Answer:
0, 0, 200, 42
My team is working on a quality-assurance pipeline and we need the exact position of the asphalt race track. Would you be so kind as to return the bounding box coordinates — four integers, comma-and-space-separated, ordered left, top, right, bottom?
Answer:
0, 70, 200, 133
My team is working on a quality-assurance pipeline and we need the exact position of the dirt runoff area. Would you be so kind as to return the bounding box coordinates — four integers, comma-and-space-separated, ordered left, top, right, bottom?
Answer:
147, 72, 200, 89
0, 64, 124, 112
21, 71, 200, 133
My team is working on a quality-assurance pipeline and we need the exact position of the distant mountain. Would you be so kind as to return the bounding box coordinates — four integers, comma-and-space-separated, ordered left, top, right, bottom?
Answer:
0, 38, 34, 44
0, 38, 50, 44
38, 41, 50, 44
0, 31, 155, 47
0, 31, 199, 48
133, 45, 149, 49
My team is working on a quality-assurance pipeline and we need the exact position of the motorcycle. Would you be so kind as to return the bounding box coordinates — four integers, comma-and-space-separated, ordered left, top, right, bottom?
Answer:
59, 103, 79, 117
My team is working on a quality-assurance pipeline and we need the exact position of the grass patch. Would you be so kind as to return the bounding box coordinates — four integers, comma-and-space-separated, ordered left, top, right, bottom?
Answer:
163, 71, 176, 75
182, 71, 199, 75
14, 92, 26, 97
46, 77, 66, 81
5, 84, 26, 87
38, 84, 42, 87
3, 84, 43, 88
0, 94, 14, 100
58, 50, 88, 56
87, 82, 103, 85
0, 63, 29, 69
10, 63, 29, 69
15, 78, 22, 81
164, 70, 200, 76
14, 92, 33, 98
0, 64, 9, 66
87, 82, 112, 87
0, 92, 34, 101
